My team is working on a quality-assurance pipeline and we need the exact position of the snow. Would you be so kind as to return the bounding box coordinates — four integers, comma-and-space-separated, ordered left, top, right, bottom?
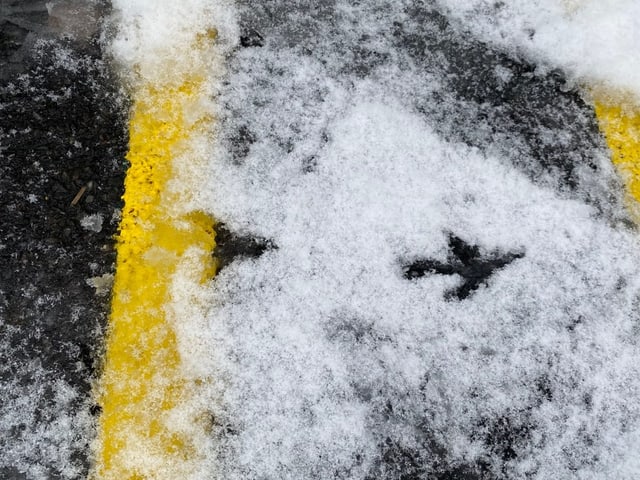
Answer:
191, 1, 640, 478
0, 347, 91, 480
203, 94, 640, 479
86, 273, 114, 297
436, 0, 640, 100
80, 213, 103, 233
5, 0, 640, 478
108, 0, 237, 87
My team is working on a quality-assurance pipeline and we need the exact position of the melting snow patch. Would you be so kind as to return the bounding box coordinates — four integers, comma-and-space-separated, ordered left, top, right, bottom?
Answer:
86, 273, 114, 297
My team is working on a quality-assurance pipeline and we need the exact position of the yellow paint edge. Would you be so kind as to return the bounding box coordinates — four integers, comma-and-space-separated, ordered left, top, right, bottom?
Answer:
592, 92, 640, 221
91, 69, 216, 480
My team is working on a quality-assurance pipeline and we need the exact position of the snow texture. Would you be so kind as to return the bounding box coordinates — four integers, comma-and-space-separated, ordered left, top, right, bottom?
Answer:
192, 1, 640, 479
0, 344, 92, 480
80, 213, 103, 233
436, 0, 640, 100
204, 100, 640, 478
108, 0, 237, 87
3, 0, 638, 478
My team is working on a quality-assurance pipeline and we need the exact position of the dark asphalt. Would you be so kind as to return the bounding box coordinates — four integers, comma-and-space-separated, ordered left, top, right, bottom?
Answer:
1, 1, 127, 477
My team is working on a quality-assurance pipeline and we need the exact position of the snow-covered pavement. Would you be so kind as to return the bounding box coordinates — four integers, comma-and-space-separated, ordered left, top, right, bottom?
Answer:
2, 1, 640, 479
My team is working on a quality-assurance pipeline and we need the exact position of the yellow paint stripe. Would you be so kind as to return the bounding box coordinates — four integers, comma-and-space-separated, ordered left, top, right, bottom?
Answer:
593, 92, 640, 221
91, 45, 217, 479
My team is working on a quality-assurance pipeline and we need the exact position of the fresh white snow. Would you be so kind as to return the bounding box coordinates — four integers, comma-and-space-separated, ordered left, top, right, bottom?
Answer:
203, 93, 640, 479
436, 0, 640, 99
194, 1, 640, 478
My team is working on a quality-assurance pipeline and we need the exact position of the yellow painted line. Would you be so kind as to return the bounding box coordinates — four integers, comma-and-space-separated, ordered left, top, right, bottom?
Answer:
91, 41, 217, 479
593, 92, 640, 221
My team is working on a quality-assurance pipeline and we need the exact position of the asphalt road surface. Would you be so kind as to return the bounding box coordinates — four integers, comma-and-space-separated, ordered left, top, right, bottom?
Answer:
0, 1, 635, 479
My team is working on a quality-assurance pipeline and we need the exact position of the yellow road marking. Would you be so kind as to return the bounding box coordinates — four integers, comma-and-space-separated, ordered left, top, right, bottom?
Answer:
593, 93, 640, 221
91, 74, 216, 479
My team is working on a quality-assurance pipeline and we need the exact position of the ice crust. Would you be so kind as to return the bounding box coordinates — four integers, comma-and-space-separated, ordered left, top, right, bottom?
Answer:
80, 213, 104, 233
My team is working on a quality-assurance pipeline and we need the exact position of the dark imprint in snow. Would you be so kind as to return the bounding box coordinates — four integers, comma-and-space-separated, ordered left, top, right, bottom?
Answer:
213, 223, 275, 272
402, 233, 524, 300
